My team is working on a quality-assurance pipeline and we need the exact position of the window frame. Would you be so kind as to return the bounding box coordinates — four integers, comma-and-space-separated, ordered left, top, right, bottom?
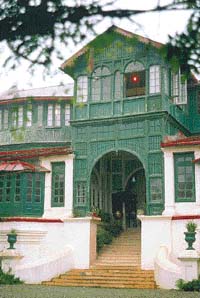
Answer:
91, 66, 111, 101
51, 162, 65, 207
47, 103, 61, 127
174, 152, 195, 202
149, 65, 161, 94
171, 70, 187, 105
77, 75, 88, 103
124, 61, 146, 98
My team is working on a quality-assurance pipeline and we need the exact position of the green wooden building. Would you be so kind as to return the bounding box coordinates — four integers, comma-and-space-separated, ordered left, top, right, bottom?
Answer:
0, 25, 200, 288
0, 25, 199, 224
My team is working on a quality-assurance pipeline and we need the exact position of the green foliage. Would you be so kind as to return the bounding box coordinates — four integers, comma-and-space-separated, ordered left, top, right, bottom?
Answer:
176, 278, 200, 292
96, 210, 123, 252
186, 221, 197, 232
0, 268, 23, 285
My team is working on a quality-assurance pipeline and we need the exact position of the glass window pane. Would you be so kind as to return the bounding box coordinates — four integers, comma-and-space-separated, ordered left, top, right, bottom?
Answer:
77, 76, 88, 103
47, 104, 53, 126
55, 104, 61, 127
114, 71, 121, 99
149, 65, 160, 94
65, 105, 70, 126
38, 104, 43, 127
26, 105, 32, 127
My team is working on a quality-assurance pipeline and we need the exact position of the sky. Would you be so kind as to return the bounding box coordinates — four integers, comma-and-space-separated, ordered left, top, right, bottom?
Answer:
0, 0, 193, 94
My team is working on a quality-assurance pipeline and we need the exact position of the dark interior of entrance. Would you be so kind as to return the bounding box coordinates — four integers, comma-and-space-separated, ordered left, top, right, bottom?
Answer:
90, 151, 146, 228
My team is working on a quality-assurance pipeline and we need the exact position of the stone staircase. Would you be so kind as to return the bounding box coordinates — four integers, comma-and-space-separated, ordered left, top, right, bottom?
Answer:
43, 228, 157, 289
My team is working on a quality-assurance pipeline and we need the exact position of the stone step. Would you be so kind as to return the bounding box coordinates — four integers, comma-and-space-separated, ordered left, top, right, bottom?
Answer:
43, 281, 156, 289
42, 228, 157, 289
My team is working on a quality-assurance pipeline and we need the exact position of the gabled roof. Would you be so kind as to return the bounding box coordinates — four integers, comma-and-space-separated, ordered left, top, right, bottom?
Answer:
60, 25, 163, 71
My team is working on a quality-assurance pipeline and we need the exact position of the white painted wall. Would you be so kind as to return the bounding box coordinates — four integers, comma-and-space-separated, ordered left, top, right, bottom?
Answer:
162, 147, 200, 216
138, 215, 172, 269
40, 154, 74, 219
0, 217, 98, 283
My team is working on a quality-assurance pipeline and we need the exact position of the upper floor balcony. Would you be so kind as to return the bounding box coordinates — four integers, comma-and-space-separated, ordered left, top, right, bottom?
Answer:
0, 85, 73, 146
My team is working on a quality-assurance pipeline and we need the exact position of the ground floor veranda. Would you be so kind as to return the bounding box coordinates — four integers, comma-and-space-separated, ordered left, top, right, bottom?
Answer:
0, 136, 200, 289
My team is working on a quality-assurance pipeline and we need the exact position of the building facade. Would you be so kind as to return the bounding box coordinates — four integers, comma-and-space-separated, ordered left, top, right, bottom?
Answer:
0, 26, 199, 288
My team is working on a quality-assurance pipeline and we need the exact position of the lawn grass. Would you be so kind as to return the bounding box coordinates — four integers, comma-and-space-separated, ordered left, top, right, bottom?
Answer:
0, 285, 199, 298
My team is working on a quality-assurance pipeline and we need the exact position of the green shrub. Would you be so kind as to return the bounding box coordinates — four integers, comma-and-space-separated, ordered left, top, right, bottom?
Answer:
176, 278, 200, 291
0, 268, 23, 285
97, 227, 113, 252
96, 210, 123, 252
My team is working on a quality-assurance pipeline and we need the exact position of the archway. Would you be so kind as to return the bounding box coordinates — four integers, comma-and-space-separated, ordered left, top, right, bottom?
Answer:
90, 151, 146, 228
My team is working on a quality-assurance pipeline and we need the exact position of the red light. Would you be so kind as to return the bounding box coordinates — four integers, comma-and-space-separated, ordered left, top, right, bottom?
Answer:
131, 74, 140, 83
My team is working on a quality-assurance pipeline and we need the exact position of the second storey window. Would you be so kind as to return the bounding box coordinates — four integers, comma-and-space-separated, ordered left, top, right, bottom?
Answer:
124, 62, 146, 97
26, 104, 32, 127
91, 66, 111, 101
77, 76, 88, 103
47, 104, 61, 127
0, 109, 8, 130
65, 104, 70, 126
149, 65, 160, 94
114, 71, 121, 99
171, 70, 187, 104
11, 106, 24, 129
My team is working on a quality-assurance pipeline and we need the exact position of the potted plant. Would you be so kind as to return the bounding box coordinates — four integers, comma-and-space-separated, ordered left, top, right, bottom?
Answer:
7, 229, 17, 249
184, 221, 197, 250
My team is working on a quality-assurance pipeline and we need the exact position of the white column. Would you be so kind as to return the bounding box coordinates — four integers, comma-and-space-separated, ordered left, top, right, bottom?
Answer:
65, 154, 74, 217
42, 160, 52, 215
162, 151, 175, 216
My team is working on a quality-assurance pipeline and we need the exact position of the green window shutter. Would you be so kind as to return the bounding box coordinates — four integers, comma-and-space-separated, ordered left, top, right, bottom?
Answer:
174, 152, 195, 202
51, 162, 65, 207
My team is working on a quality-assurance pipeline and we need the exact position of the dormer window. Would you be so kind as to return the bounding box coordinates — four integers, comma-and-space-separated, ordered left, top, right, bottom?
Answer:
77, 76, 88, 103
124, 62, 145, 97
91, 66, 111, 101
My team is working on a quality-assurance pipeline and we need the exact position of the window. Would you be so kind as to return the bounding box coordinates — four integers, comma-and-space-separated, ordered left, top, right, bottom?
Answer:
11, 106, 24, 129
77, 182, 86, 205
149, 65, 160, 94
51, 162, 65, 207
3, 109, 8, 129
150, 178, 162, 201
91, 66, 111, 101
65, 104, 70, 126
171, 70, 187, 104
0, 172, 44, 216
55, 104, 61, 127
174, 153, 195, 202
47, 104, 61, 127
26, 104, 32, 127
114, 71, 121, 99
38, 104, 43, 127
77, 76, 88, 103
163, 68, 169, 95
124, 62, 145, 97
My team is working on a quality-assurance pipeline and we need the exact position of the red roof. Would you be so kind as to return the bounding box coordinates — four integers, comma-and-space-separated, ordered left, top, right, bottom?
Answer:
161, 136, 200, 148
0, 146, 73, 161
0, 160, 50, 172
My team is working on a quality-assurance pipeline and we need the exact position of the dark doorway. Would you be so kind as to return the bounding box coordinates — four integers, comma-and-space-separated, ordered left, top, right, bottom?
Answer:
112, 191, 137, 228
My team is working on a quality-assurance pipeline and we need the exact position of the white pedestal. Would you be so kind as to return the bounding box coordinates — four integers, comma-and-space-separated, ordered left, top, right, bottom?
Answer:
178, 250, 200, 281
0, 250, 23, 273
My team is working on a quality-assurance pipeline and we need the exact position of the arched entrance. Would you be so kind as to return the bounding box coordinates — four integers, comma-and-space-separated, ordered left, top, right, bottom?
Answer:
90, 151, 146, 228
